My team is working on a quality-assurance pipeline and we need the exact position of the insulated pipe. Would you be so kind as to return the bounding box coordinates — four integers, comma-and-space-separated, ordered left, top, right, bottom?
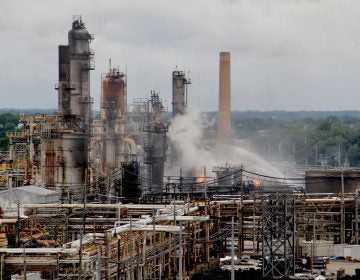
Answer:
111, 225, 184, 235
212, 198, 355, 205
0, 219, 17, 224
0, 253, 4, 280
155, 203, 196, 215
4, 258, 58, 266
69, 233, 104, 249
22, 203, 167, 209
23, 203, 124, 209
155, 215, 209, 222
184, 206, 199, 214
0, 248, 78, 254
122, 137, 137, 155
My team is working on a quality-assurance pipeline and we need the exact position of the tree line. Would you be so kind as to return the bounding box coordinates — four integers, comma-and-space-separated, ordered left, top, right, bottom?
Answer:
2, 111, 360, 167
0, 113, 19, 153
233, 115, 360, 167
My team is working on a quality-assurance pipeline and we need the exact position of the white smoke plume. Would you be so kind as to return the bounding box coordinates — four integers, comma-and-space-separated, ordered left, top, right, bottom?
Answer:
168, 111, 284, 178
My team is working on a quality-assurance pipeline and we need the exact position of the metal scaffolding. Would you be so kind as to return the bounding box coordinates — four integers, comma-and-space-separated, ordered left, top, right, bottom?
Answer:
261, 194, 295, 278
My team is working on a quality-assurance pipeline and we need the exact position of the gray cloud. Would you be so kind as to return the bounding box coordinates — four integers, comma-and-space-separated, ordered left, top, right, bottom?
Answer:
0, 0, 360, 110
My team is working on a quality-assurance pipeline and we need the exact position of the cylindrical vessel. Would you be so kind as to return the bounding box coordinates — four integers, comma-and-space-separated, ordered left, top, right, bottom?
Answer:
55, 132, 88, 188
101, 70, 125, 119
218, 52, 231, 141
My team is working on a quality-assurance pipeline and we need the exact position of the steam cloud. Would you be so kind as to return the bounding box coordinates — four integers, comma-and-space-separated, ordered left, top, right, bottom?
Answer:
168, 111, 284, 178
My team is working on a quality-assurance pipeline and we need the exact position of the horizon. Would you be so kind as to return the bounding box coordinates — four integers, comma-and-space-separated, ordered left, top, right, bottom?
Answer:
1, 1, 360, 111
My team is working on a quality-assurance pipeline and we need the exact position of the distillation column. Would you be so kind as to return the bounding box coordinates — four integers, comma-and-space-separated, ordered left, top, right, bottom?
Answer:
145, 92, 168, 195
97, 65, 138, 202
172, 70, 190, 117
58, 16, 94, 127
171, 70, 190, 167
101, 67, 130, 175
42, 16, 94, 194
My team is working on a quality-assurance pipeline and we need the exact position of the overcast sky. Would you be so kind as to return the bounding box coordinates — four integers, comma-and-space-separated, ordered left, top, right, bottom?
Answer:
1, 0, 360, 111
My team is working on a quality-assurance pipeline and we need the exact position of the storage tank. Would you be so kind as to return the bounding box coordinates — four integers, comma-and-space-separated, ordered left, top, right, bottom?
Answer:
55, 132, 88, 189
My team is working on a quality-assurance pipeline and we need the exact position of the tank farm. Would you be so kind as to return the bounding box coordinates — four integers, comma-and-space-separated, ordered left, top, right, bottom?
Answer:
1, 17, 360, 280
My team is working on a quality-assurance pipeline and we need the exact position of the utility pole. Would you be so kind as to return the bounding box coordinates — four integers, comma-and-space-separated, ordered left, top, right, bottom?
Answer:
22, 242, 27, 280
204, 166, 210, 262
341, 169, 345, 244
311, 213, 315, 275
203, 166, 207, 200
237, 166, 243, 257
96, 247, 101, 280
117, 237, 121, 280
179, 221, 183, 280
356, 190, 359, 245
237, 201, 243, 258
78, 170, 88, 279
339, 143, 341, 167
231, 216, 235, 280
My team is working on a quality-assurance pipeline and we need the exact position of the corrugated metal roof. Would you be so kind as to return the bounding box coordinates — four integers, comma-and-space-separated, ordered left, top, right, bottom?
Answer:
11, 185, 58, 196
0, 185, 60, 204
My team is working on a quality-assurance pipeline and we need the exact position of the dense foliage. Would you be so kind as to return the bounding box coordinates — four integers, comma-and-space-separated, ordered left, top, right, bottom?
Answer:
0, 113, 19, 152
233, 115, 360, 167
2, 110, 360, 167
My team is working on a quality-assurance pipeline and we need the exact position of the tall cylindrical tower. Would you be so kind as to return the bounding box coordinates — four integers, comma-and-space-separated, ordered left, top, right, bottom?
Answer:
171, 70, 190, 167
58, 16, 94, 130
101, 67, 128, 174
101, 68, 126, 127
43, 16, 94, 196
172, 71, 190, 117
218, 52, 231, 141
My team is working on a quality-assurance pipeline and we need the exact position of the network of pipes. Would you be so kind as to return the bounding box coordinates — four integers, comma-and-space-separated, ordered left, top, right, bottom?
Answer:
1, 16, 359, 280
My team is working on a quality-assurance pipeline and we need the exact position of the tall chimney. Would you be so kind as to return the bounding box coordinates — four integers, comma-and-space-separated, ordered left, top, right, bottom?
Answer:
218, 52, 231, 141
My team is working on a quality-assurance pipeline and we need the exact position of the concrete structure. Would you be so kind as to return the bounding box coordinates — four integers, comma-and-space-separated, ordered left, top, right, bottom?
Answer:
217, 52, 231, 142
301, 240, 334, 257
334, 244, 360, 259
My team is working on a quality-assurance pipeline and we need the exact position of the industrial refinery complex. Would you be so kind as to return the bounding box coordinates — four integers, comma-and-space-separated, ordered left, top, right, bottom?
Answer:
1, 17, 360, 280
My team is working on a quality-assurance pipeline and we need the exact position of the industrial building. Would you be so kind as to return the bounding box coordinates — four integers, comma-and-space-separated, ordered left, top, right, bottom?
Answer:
1, 17, 360, 280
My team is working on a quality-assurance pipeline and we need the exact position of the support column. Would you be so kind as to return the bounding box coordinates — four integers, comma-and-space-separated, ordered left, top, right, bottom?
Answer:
0, 253, 4, 280
356, 190, 359, 245
341, 170, 345, 244
238, 205, 243, 257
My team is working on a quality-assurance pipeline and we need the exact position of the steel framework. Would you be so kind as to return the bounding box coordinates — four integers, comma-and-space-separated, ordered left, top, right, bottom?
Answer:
262, 194, 296, 278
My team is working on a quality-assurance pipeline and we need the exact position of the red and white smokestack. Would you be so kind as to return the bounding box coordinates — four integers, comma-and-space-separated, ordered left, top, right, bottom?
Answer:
218, 52, 231, 141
